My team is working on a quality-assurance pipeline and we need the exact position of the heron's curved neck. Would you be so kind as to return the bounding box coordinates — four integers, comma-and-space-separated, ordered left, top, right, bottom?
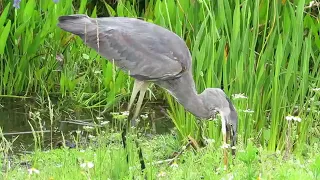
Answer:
156, 72, 209, 118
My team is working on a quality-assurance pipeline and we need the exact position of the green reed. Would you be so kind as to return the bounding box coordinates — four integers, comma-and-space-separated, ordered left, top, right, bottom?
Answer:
0, 0, 129, 112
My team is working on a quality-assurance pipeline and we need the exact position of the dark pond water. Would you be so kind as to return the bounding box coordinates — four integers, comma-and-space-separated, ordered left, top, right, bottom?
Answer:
0, 98, 173, 153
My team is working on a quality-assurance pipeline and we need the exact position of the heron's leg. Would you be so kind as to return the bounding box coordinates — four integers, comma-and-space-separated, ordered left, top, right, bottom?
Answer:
131, 82, 149, 172
130, 82, 149, 126
126, 81, 149, 172
221, 116, 228, 169
127, 80, 145, 112
122, 80, 144, 163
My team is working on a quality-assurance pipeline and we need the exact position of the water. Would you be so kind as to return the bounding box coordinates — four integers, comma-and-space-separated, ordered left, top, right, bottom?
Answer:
0, 98, 174, 153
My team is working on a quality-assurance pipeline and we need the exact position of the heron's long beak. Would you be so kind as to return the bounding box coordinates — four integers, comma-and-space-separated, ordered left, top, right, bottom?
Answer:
225, 97, 238, 155
227, 110, 238, 155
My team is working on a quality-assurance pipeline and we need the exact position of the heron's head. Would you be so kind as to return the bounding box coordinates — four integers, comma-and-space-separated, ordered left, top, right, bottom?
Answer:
200, 88, 238, 152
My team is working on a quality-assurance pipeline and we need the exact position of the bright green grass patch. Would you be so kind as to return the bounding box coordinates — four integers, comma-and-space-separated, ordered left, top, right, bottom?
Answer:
1, 134, 320, 180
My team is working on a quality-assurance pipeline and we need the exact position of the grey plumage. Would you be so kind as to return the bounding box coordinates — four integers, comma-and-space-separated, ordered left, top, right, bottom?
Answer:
58, 14, 238, 148
58, 14, 189, 81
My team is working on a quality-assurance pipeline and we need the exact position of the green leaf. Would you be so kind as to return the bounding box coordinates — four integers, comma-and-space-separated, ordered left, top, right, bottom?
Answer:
23, 0, 35, 22
117, 1, 124, 16
91, 6, 97, 18
232, 1, 240, 41
0, 2, 11, 29
14, 22, 29, 39
82, 53, 89, 60
27, 35, 43, 55
0, 20, 11, 55
104, 2, 116, 17
237, 141, 258, 165
311, 155, 320, 177
79, 0, 88, 14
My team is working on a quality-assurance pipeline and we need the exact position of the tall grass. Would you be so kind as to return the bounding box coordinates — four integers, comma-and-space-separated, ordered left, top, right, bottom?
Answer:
0, 0, 128, 111
1, 0, 319, 154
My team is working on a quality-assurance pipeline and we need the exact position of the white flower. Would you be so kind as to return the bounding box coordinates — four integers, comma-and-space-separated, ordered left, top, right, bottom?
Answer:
243, 109, 254, 113
96, 116, 104, 120
100, 121, 109, 126
28, 168, 40, 175
140, 114, 148, 120
232, 93, 248, 99
221, 143, 230, 149
285, 115, 301, 122
83, 126, 94, 131
121, 111, 129, 116
286, 115, 294, 121
80, 162, 94, 169
222, 173, 234, 180
170, 162, 179, 169
311, 88, 320, 91
134, 118, 140, 124
157, 171, 167, 177
307, 1, 316, 8
111, 111, 129, 120
293, 116, 301, 122
88, 134, 95, 139
94, 70, 102, 74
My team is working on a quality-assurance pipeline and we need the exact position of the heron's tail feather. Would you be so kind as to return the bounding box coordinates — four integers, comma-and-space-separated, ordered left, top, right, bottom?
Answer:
58, 14, 95, 35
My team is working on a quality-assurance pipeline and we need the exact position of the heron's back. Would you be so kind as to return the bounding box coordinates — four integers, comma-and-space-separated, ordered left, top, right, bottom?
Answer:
58, 15, 192, 81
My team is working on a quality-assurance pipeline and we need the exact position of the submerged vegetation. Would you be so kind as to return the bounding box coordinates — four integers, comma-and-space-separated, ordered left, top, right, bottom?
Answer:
0, 0, 320, 179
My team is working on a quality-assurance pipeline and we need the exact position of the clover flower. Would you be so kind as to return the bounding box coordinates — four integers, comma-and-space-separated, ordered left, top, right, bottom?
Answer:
80, 162, 94, 169
28, 168, 40, 175
285, 115, 302, 122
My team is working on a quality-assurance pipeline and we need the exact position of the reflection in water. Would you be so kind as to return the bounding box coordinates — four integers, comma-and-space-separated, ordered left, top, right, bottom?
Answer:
0, 98, 173, 153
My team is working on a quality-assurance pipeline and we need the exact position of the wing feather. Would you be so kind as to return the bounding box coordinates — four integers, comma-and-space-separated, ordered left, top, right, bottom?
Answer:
59, 15, 189, 81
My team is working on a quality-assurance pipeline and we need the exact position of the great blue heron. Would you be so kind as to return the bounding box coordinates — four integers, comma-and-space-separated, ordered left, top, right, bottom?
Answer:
57, 14, 238, 166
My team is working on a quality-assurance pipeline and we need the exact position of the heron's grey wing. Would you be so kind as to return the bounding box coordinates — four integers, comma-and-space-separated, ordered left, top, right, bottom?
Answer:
58, 15, 187, 81
92, 28, 186, 81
